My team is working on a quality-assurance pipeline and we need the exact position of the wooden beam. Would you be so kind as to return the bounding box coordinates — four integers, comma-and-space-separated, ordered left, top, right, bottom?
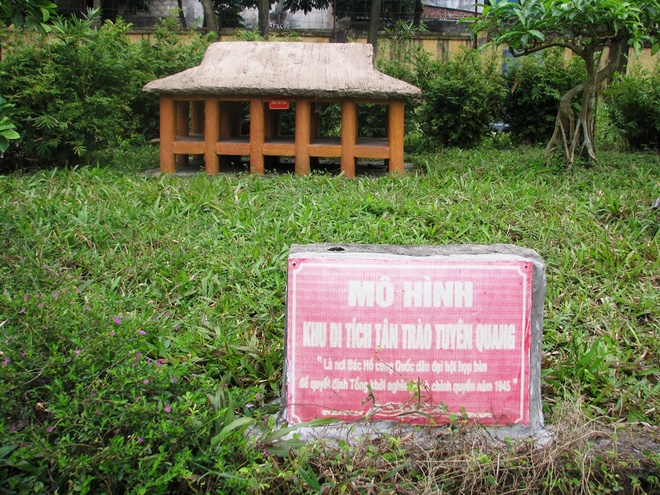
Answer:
204, 97, 219, 175
250, 98, 265, 175
191, 100, 205, 163
176, 100, 190, 167
388, 100, 405, 176
159, 95, 176, 173
341, 100, 357, 178
295, 98, 311, 175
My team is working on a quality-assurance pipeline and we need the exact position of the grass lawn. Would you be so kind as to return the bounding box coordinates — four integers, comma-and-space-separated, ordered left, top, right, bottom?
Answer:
1, 146, 659, 493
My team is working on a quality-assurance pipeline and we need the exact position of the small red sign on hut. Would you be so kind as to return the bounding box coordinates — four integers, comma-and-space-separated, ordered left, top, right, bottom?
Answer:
286, 254, 534, 426
269, 98, 290, 110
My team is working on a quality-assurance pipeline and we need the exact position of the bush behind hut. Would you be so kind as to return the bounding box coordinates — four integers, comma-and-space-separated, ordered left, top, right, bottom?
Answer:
0, 12, 214, 172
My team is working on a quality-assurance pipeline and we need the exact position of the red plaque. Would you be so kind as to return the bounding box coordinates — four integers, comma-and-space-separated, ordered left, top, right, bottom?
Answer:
286, 256, 533, 425
269, 98, 290, 110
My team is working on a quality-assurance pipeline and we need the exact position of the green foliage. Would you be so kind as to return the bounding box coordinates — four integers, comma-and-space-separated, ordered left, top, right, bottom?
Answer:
470, 0, 659, 56
418, 50, 506, 148
234, 28, 265, 40
0, 11, 213, 171
605, 63, 660, 151
281, 0, 330, 15
213, 0, 248, 28
0, 96, 20, 153
0, 0, 56, 32
503, 49, 585, 143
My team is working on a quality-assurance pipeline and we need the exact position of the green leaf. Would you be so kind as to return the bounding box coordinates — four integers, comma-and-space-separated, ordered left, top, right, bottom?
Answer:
0, 129, 20, 140
0, 443, 19, 460
259, 417, 337, 444
297, 466, 321, 490
210, 416, 255, 447
10, 10, 23, 27
529, 29, 545, 41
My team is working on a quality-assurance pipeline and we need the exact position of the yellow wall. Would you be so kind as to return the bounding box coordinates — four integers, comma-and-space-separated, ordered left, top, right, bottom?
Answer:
125, 28, 655, 71
9, 27, 656, 71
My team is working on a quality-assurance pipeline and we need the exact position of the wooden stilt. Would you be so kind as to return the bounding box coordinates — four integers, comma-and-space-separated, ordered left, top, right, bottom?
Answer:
160, 95, 176, 173
250, 98, 265, 175
341, 100, 357, 178
191, 100, 204, 163
295, 98, 311, 175
204, 97, 219, 174
176, 100, 190, 168
388, 100, 405, 176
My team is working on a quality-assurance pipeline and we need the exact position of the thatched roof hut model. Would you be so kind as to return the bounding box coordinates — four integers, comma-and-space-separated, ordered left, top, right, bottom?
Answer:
144, 41, 421, 176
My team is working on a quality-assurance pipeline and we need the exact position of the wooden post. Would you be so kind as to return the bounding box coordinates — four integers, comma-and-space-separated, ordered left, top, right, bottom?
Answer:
218, 101, 233, 138
191, 100, 204, 163
191, 101, 204, 134
310, 103, 320, 169
295, 98, 311, 175
159, 95, 176, 173
176, 100, 190, 168
250, 98, 265, 175
341, 100, 357, 178
204, 97, 219, 175
388, 100, 405, 176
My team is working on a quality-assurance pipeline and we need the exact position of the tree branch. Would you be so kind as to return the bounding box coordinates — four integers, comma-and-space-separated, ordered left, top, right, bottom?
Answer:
595, 37, 627, 85
511, 41, 584, 58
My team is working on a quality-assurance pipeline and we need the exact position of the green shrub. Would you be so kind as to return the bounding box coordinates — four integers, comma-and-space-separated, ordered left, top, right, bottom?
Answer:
502, 49, 585, 144
0, 12, 212, 171
418, 49, 506, 148
605, 63, 660, 151
0, 286, 266, 493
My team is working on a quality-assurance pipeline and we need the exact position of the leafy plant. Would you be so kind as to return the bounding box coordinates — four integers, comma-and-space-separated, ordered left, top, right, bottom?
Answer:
0, 96, 19, 153
503, 49, 585, 144
605, 63, 660, 150
0, 11, 213, 171
0, 0, 56, 33
418, 49, 506, 148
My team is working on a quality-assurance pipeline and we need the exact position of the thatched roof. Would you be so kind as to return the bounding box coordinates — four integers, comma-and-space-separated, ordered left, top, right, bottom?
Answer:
143, 41, 421, 100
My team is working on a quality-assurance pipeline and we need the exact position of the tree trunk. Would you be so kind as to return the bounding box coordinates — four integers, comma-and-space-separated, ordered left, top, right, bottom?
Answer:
413, 0, 423, 26
200, 0, 218, 34
546, 82, 581, 164
608, 36, 630, 80
258, 0, 270, 39
367, 0, 381, 56
176, 0, 187, 29
545, 42, 623, 167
